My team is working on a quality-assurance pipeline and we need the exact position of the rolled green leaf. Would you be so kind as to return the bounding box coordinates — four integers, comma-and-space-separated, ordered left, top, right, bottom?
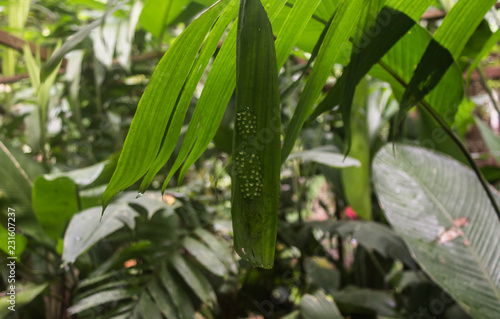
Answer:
232, 0, 281, 268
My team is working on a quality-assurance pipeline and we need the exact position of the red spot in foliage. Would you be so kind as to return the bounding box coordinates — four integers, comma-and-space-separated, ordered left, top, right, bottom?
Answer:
345, 206, 358, 220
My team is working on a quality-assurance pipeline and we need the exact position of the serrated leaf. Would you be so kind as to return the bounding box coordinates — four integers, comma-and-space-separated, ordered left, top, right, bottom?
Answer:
373, 144, 500, 318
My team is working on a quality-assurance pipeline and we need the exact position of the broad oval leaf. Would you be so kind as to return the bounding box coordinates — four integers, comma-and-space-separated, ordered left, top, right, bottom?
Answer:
373, 144, 500, 318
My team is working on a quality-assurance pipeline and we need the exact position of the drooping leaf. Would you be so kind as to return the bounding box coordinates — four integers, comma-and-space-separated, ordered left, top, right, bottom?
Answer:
373, 144, 500, 318
230, 0, 281, 269
274, 0, 322, 68
102, 0, 229, 208
62, 204, 138, 264
281, 0, 364, 162
139, 0, 240, 193
168, 0, 288, 186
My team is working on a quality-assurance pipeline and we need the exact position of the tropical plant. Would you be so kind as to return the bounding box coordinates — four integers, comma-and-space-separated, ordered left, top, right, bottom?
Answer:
2, 0, 500, 318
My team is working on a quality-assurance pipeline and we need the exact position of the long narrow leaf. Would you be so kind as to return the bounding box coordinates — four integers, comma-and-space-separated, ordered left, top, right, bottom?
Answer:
102, 0, 230, 208
281, 0, 364, 162
139, 0, 239, 193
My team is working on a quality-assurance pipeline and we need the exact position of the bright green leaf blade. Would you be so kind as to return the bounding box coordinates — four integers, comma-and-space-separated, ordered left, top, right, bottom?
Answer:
434, 0, 496, 60
68, 289, 134, 315
287, 146, 360, 168
102, 0, 229, 207
300, 291, 344, 319
140, 0, 239, 193
475, 117, 500, 164
341, 79, 371, 220
366, 24, 463, 124
385, 0, 433, 20
320, 7, 415, 143
373, 144, 500, 318
139, 0, 185, 39
466, 28, 500, 90
62, 204, 138, 264
182, 237, 228, 277
281, 0, 364, 162
172, 0, 288, 185
32, 176, 79, 239
274, 0, 322, 68
395, 39, 455, 127
0, 223, 27, 258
